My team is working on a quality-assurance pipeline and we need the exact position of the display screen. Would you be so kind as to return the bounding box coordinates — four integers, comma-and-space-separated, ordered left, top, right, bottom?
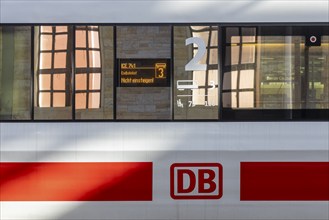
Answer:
118, 59, 170, 87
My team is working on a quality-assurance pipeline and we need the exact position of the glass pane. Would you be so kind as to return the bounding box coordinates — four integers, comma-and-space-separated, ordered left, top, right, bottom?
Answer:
53, 74, 66, 90
242, 27, 256, 43
226, 28, 239, 43
239, 70, 255, 89
56, 26, 68, 33
76, 25, 114, 120
224, 26, 329, 112
39, 74, 51, 90
89, 73, 101, 90
55, 34, 68, 50
39, 52, 52, 69
34, 25, 73, 120
222, 92, 237, 108
76, 50, 87, 68
307, 36, 329, 109
230, 46, 240, 65
241, 45, 256, 64
209, 48, 218, 65
116, 26, 171, 120
88, 31, 100, 48
54, 52, 66, 68
41, 26, 53, 33
76, 30, 86, 48
173, 26, 218, 120
89, 51, 101, 68
239, 91, 254, 108
39, 92, 51, 107
75, 93, 87, 109
40, 35, 52, 51
223, 71, 238, 90
88, 92, 100, 108
53, 92, 66, 107
0, 26, 32, 119
76, 73, 87, 90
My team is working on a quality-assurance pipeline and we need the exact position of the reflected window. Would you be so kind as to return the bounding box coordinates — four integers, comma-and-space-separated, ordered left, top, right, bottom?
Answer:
223, 27, 256, 108
191, 26, 219, 107
223, 27, 329, 110
75, 26, 102, 109
37, 25, 102, 109
38, 26, 70, 107
174, 26, 219, 120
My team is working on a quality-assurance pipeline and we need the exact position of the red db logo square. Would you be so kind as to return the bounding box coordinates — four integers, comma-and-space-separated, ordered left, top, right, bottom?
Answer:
170, 163, 223, 199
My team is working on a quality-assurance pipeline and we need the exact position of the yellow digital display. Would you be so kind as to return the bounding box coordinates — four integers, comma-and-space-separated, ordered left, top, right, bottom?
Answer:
119, 59, 170, 87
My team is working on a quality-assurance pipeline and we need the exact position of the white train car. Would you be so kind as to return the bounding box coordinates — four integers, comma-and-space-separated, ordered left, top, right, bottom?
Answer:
1, 1, 328, 220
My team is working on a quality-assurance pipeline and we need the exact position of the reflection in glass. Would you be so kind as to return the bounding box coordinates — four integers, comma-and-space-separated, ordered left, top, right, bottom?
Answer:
89, 51, 101, 68
0, 26, 32, 119
55, 35, 68, 50
53, 74, 66, 90
40, 35, 52, 51
89, 73, 101, 90
88, 92, 100, 108
38, 26, 70, 108
54, 52, 66, 68
174, 26, 219, 119
39, 53, 52, 69
223, 27, 329, 110
75, 50, 87, 68
39, 92, 51, 107
75, 26, 102, 110
39, 74, 51, 90
53, 92, 66, 107
76, 30, 86, 47
88, 31, 100, 48
76, 74, 87, 90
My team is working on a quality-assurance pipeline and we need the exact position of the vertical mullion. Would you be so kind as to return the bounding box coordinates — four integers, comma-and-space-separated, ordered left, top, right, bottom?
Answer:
97, 26, 102, 109
253, 27, 258, 108
31, 26, 34, 120
218, 25, 223, 120
204, 27, 212, 103
50, 26, 56, 107
171, 25, 174, 121
237, 27, 243, 108
72, 25, 76, 120
113, 26, 117, 120
37, 26, 41, 108
86, 26, 90, 109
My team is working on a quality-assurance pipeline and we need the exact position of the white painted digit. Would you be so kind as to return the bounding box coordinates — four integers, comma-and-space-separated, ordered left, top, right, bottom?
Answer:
185, 37, 207, 71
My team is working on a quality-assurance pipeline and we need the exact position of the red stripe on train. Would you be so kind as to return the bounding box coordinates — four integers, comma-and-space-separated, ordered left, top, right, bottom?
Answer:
0, 162, 152, 201
240, 162, 329, 201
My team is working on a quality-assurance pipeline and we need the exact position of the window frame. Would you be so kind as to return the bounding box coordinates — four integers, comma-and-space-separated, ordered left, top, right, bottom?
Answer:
221, 25, 329, 121
37, 25, 72, 108
0, 23, 328, 122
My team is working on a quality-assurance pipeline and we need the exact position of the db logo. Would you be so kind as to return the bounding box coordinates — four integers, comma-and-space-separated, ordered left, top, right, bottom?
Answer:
170, 163, 223, 199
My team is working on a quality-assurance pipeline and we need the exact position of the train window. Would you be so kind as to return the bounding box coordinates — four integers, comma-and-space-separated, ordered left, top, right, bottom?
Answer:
34, 25, 114, 120
75, 26, 101, 110
34, 25, 73, 120
116, 26, 171, 120
174, 26, 219, 120
222, 26, 329, 120
0, 26, 32, 120
75, 26, 114, 120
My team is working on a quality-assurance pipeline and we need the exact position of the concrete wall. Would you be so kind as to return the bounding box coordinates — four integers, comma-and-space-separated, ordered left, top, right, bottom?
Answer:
116, 26, 171, 120
0, 26, 31, 120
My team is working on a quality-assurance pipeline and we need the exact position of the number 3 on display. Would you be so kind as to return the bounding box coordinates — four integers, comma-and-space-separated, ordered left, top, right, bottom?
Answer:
185, 37, 207, 71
